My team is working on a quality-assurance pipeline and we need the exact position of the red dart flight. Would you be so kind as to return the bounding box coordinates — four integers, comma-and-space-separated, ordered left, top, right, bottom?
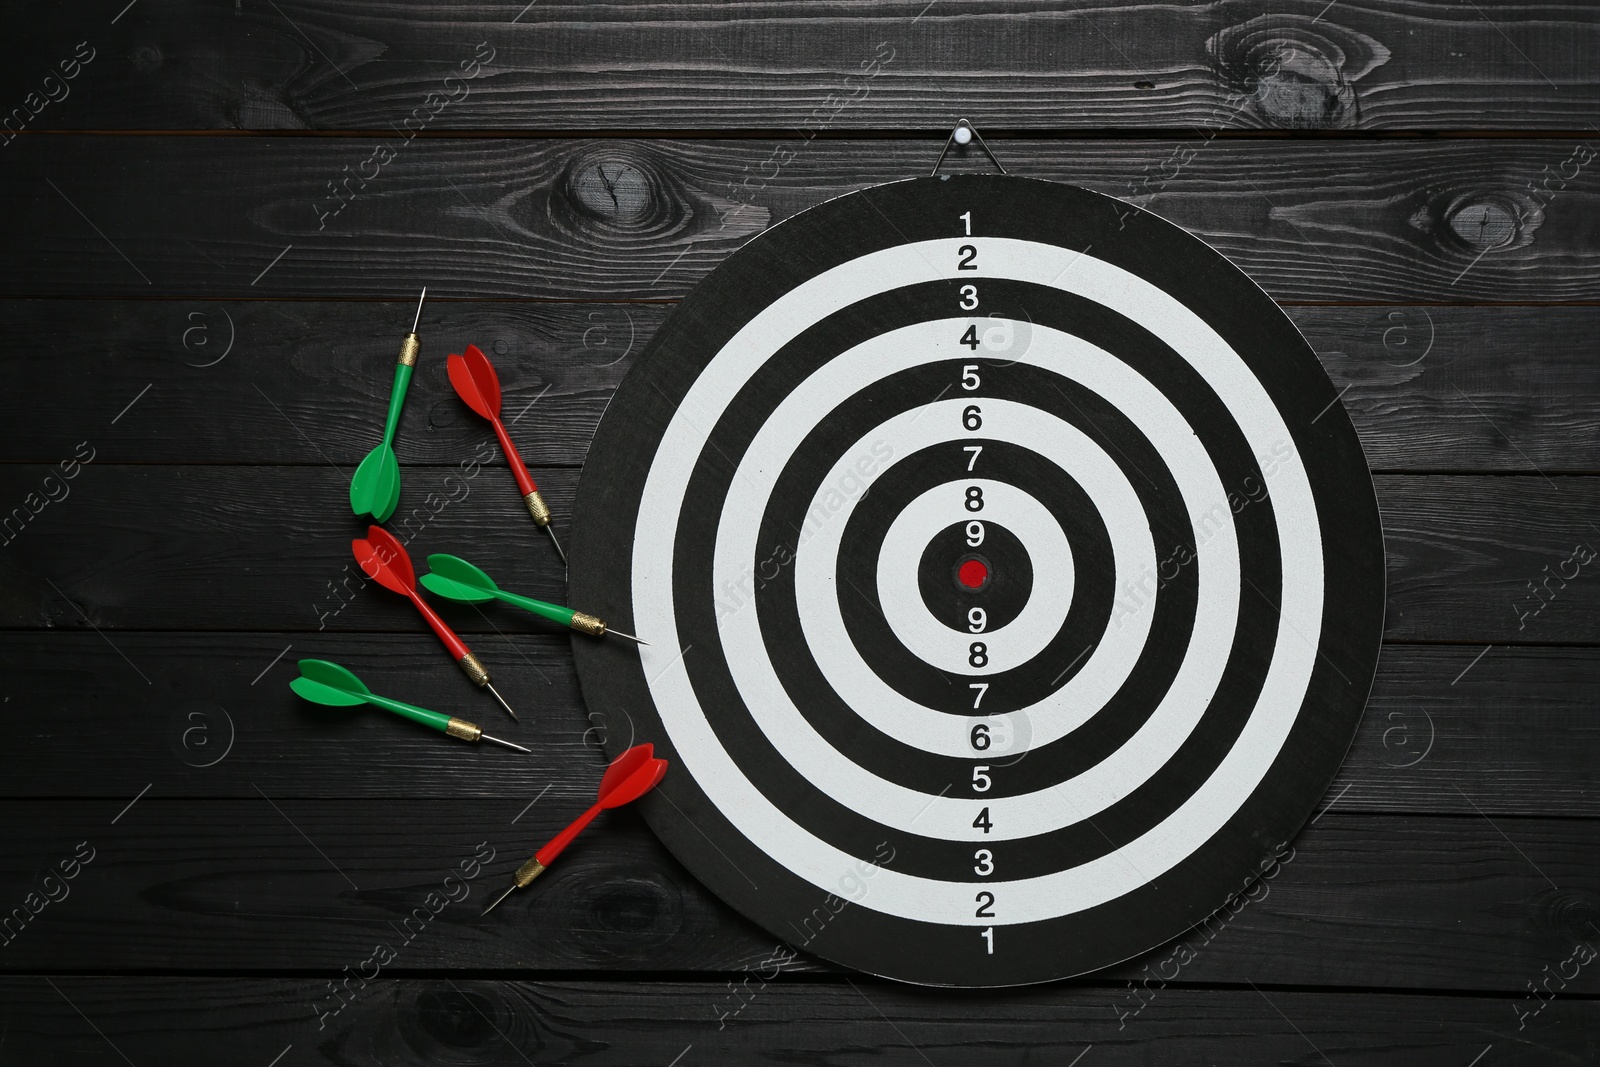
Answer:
448, 343, 566, 564
482, 744, 669, 914
352, 524, 521, 721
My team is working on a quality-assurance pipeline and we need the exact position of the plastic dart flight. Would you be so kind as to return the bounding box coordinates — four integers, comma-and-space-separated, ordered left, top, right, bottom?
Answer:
290, 658, 529, 752
350, 288, 426, 522
352, 525, 521, 722
482, 744, 669, 915
447, 344, 567, 565
420, 553, 648, 645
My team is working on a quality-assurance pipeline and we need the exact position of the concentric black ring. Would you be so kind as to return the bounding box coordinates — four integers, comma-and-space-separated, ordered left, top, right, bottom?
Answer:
920, 526, 1029, 627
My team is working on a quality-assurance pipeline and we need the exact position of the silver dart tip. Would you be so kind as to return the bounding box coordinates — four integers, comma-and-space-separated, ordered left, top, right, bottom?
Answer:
546, 525, 568, 565
485, 682, 519, 722
482, 882, 518, 916
607, 628, 650, 646
412, 287, 427, 333
482, 733, 532, 754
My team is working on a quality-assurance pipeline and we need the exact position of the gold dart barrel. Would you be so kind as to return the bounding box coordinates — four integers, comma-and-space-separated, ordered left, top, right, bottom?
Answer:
445, 718, 482, 742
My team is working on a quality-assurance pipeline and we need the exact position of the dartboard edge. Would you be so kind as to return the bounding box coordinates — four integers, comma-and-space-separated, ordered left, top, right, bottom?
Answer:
569, 174, 1385, 987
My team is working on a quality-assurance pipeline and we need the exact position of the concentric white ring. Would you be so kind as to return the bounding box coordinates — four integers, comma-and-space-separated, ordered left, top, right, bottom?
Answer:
876, 480, 1075, 675
632, 238, 1323, 924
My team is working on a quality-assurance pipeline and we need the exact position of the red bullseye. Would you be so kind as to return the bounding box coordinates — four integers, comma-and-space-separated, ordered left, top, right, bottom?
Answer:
957, 558, 990, 590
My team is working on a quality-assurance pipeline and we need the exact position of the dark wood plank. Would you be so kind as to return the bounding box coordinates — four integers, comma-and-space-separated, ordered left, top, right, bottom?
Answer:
0, 463, 581, 634
1380, 475, 1600, 642
0, 797, 776, 975
2, 466, 1595, 642
1342, 644, 1600, 816
0, 299, 662, 469
5, 0, 1598, 132
2, 634, 1595, 819
4, 978, 1593, 1065
5, 137, 1598, 302
4, 300, 1598, 473
1314, 305, 1600, 474
0, 804, 1593, 991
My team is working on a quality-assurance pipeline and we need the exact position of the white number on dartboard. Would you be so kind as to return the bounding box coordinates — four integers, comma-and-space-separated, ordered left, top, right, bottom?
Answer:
959, 284, 978, 310
974, 849, 994, 876
971, 765, 991, 792
957, 245, 977, 271
960, 211, 972, 236
963, 445, 982, 472
980, 927, 994, 954
969, 682, 989, 707
975, 891, 996, 918
961, 364, 981, 390
966, 521, 985, 547
968, 607, 987, 633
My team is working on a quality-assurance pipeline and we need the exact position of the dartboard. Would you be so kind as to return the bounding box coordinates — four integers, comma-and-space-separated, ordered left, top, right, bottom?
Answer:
569, 174, 1384, 987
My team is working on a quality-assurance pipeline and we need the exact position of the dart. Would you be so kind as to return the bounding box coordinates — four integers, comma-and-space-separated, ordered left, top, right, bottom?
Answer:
290, 659, 530, 752
482, 743, 668, 915
447, 343, 567, 565
420, 553, 649, 645
352, 524, 522, 722
350, 288, 427, 522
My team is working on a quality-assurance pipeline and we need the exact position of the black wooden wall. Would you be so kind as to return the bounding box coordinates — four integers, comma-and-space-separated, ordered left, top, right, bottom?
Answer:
1, 2, 1597, 1063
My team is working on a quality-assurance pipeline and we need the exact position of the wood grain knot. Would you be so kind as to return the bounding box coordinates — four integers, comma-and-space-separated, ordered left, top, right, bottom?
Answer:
410, 985, 502, 1050
1441, 192, 1538, 252
229, 82, 310, 130
1525, 887, 1600, 945
1207, 15, 1390, 129
129, 44, 163, 73
553, 152, 686, 240
567, 862, 686, 957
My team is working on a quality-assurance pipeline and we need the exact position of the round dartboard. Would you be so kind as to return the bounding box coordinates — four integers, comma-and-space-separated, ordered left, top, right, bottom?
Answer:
568, 174, 1383, 987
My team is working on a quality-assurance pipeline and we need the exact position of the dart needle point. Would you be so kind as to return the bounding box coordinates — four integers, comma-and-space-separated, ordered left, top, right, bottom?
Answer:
482, 882, 518, 916
546, 526, 568, 565
412, 287, 427, 333
608, 628, 650, 646
485, 682, 519, 722
483, 733, 532, 754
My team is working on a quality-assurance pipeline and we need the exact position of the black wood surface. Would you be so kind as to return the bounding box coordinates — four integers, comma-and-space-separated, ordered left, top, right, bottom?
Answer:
1, 0, 1597, 1058
5, 978, 1594, 1066
4, 0, 1598, 131
3, 137, 1597, 302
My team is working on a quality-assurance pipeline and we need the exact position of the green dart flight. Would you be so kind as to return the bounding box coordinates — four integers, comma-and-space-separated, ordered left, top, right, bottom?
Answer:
349, 288, 426, 522
421, 553, 648, 645
290, 658, 529, 752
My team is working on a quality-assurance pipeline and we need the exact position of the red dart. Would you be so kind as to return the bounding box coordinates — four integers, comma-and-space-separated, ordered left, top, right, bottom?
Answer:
482, 743, 669, 915
352, 524, 521, 722
448, 344, 566, 565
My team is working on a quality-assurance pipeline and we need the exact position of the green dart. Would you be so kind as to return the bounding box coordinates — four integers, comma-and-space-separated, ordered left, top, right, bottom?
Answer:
290, 658, 530, 753
349, 288, 426, 522
421, 553, 649, 645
